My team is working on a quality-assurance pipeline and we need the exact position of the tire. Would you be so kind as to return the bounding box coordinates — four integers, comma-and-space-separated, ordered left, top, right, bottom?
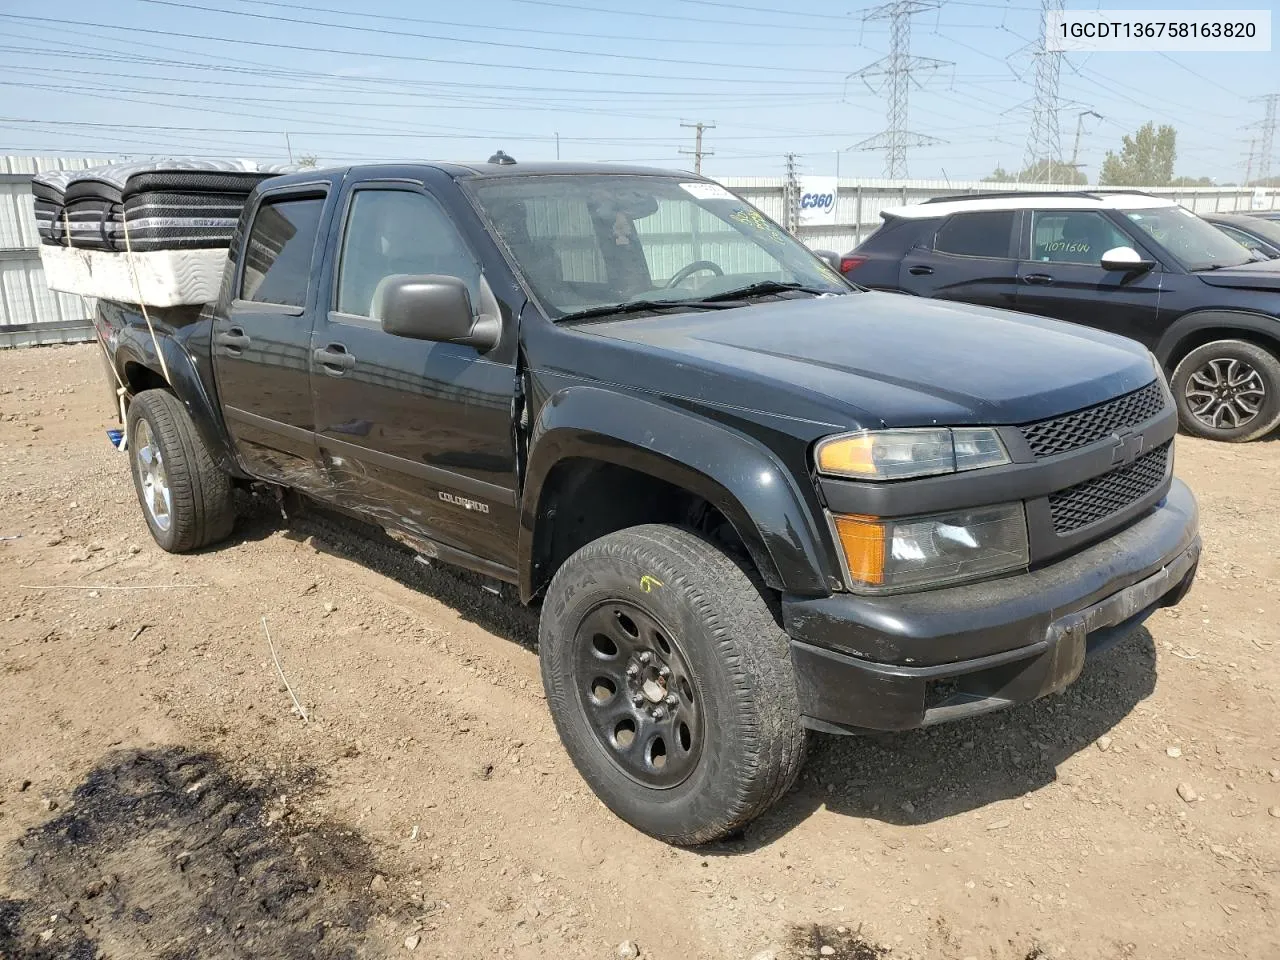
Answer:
1170, 340, 1280, 442
126, 389, 235, 552
539, 524, 806, 845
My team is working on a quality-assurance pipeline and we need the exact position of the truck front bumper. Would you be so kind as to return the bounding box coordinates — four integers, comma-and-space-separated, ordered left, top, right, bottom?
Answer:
782, 478, 1200, 732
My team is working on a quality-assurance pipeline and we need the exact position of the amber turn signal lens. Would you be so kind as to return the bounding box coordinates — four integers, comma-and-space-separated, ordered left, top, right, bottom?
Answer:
831, 514, 886, 586
816, 434, 878, 477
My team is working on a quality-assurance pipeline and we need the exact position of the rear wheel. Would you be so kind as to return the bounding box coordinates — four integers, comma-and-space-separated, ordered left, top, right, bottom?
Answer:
126, 389, 235, 552
539, 524, 806, 845
1171, 340, 1280, 442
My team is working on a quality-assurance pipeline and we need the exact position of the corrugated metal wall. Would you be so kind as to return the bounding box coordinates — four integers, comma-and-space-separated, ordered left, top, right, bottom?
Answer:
1, 156, 102, 344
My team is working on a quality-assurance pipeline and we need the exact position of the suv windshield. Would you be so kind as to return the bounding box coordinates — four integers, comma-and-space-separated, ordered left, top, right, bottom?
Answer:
1122, 205, 1253, 272
469, 175, 849, 319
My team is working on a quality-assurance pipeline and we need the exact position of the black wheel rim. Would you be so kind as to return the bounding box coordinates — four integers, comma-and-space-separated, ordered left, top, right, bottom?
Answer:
572, 601, 703, 789
1185, 356, 1266, 429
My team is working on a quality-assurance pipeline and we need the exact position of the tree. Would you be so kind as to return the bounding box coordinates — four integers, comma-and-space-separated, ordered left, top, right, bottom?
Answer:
1099, 123, 1177, 186
983, 159, 1085, 184
297, 154, 319, 169
1169, 176, 1213, 187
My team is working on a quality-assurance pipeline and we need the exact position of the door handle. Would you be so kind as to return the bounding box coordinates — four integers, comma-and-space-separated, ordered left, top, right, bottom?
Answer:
214, 327, 250, 354
908, 265, 934, 276
313, 343, 357, 376
1023, 273, 1054, 285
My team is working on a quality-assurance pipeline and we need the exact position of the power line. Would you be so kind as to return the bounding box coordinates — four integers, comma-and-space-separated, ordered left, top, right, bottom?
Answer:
848, 0, 951, 178
0, 14, 846, 87
210, 0, 856, 48
124, 0, 851, 75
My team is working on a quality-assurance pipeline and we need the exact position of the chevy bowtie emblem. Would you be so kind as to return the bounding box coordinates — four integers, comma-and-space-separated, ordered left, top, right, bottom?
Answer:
1110, 431, 1146, 467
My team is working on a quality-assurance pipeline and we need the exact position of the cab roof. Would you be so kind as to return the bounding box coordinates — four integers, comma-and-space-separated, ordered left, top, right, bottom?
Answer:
266, 160, 700, 188
883, 191, 1180, 220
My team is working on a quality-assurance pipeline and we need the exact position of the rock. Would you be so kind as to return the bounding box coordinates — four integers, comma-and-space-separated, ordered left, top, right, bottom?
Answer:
617, 940, 641, 959
1269, 768, 1280, 783
1096, 736, 1113, 751
87, 591, 100, 599
323, 601, 337, 614
986, 819, 1011, 831
41, 798, 57, 812
404, 934, 421, 951
1269, 806, 1280, 819
474, 762, 493, 781
820, 947, 836, 957
1166, 746, 1182, 758
17, 780, 31, 793
749, 951, 778, 960
127, 544, 141, 555
900, 800, 915, 814
1176, 783, 1198, 803
370, 874, 388, 893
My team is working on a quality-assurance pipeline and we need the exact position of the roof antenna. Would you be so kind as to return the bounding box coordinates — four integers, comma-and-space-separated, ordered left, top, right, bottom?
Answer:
488, 150, 516, 165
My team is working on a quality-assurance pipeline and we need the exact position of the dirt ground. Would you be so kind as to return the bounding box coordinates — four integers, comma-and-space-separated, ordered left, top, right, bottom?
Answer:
0, 343, 1277, 960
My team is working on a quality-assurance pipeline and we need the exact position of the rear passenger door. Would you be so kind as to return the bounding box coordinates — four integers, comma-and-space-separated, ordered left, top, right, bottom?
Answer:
213, 186, 330, 486
309, 182, 519, 570
1016, 210, 1163, 344
900, 210, 1021, 309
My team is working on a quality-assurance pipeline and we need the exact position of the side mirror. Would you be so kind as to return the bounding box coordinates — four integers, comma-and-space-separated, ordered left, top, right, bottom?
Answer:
812, 249, 841, 271
1100, 246, 1156, 273
373, 274, 500, 351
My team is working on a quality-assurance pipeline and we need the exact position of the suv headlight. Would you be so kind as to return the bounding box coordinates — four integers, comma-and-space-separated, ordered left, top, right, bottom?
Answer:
831, 503, 1029, 592
815, 427, 1009, 481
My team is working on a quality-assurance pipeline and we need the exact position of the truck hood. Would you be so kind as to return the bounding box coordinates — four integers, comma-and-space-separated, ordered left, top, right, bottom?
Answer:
581, 292, 1156, 427
1195, 257, 1280, 291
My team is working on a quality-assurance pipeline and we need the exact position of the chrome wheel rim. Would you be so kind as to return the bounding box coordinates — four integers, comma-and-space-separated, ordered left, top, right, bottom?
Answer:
134, 419, 172, 532
572, 601, 703, 790
1185, 357, 1265, 430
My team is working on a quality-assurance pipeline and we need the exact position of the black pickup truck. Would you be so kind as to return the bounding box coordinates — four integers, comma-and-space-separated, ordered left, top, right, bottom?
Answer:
97, 161, 1201, 845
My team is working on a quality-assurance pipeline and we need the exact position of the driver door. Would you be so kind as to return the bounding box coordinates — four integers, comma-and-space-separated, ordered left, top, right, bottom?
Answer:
1015, 209, 1164, 345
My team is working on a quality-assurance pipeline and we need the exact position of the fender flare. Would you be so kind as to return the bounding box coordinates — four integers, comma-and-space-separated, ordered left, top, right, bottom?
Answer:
112, 322, 245, 478
1153, 309, 1280, 368
518, 385, 838, 602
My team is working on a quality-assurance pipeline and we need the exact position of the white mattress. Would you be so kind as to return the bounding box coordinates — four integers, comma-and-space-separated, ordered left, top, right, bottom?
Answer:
39, 245, 228, 307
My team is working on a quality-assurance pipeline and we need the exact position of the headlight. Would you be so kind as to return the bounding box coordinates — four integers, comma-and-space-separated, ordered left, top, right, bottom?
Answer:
815, 427, 1009, 481
831, 503, 1029, 592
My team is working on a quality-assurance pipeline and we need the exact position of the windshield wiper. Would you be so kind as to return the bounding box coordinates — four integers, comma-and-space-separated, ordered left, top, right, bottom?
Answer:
692, 280, 835, 302
555, 298, 722, 323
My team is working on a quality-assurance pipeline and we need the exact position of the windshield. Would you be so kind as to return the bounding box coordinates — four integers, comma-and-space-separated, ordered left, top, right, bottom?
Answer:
469, 175, 849, 319
1122, 205, 1253, 271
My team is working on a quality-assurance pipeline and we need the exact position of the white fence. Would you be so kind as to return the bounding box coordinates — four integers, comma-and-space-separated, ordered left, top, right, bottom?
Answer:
721, 177, 1280, 253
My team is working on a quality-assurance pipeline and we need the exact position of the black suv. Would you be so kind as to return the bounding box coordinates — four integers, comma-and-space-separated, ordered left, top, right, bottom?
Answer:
841, 191, 1280, 442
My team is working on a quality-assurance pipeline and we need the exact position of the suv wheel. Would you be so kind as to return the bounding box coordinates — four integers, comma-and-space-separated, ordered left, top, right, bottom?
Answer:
1171, 340, 1280, 442
126, 389, 236, 552
538, 524, 806, 845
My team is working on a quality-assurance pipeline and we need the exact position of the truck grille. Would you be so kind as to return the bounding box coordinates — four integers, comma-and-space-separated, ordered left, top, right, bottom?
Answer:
1020, 380, 1165, 458
1048, 441, 1171, 534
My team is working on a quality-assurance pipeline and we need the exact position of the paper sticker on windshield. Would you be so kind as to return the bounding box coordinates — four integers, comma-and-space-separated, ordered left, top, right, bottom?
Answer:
680, 182, 735, 201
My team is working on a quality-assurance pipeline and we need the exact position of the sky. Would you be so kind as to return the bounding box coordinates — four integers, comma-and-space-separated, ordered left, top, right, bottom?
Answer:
0, 0, 1276, 183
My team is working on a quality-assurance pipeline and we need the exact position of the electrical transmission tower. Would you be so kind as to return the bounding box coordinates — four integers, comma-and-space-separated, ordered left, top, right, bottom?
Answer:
1023, 0, 1067, 178
1248, 94, 1278, 184
849, 0, 950, 179
679, 121, 715, 174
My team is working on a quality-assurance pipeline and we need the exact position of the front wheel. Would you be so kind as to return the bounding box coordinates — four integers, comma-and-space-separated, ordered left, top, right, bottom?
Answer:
126, 389, 236, 552
539, 524, 806, 845
1171, 340, 1280, 442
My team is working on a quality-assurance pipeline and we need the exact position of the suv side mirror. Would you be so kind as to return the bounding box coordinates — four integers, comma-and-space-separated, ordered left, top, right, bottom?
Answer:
812, 249, 840, 271
373, 275, 500, 351
1100, 246, 1156, 273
